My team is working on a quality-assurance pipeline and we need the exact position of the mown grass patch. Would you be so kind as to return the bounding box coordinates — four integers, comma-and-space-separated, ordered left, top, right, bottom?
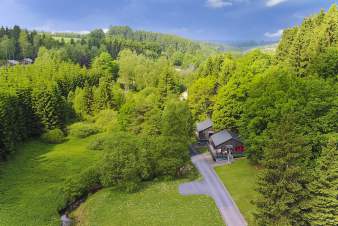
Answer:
215, 158, 259, 226
72, 180, 224, 226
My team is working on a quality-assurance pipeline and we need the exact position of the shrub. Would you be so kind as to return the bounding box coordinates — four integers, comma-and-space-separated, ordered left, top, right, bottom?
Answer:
62, 166, 101, 207
69, 122, 100, 138
41, 129, 65, 144
87, 136, 106, 151
94, 109, 118, 132
99, 132, 143, 192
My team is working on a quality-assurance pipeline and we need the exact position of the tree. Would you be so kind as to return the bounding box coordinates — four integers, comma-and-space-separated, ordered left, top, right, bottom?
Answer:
72, 84, 94, 118
188, 76, 216, 120
99, 132, 145, 192
0, 35, 15, 60
309, 47, 338, 80
32, 85, 66, 130
87, 29, 105, 48
305, 136, 338, 226
152, 136, 190, 178
19, 30, 33, 58
239, 66, 337, 163
158, 64, 180, 100
161, 99, 193, 140
93, 77, 114, 113
118, 49, 137, 91
255, 115, 311, 226
91, 52, 119, 80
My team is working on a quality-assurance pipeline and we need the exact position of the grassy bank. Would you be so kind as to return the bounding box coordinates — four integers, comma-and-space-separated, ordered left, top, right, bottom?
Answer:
72, 180, 224, 226
215, 158, 259, 226
0, 136, 102, 226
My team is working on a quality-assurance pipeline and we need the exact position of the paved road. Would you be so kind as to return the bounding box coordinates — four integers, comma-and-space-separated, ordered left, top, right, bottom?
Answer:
179, 153, 247, 226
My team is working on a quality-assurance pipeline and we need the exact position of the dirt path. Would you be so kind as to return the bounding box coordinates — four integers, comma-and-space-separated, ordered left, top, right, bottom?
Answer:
179, 153, 247, 226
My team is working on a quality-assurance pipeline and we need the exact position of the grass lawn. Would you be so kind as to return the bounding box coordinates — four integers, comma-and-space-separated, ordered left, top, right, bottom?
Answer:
0, 136, 102, 226
215, 158, 259, 226
72, 180, 224, 226
0, 135, 224, 226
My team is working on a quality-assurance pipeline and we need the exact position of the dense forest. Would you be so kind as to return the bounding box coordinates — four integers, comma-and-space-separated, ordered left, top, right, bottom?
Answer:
0, 4, 337, 226
188, 5, 337, 226
0, 25, 214, 68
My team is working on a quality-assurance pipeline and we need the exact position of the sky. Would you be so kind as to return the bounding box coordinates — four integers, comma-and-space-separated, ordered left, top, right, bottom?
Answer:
0, 0, 336, 42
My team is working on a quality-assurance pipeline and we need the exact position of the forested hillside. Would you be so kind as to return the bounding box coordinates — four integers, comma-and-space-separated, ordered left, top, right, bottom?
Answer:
188, 5, 337, 226
0, 24, 198, 224
0, 25, 215, 67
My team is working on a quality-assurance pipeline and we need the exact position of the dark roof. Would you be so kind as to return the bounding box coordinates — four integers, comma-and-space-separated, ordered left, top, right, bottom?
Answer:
196, 119, 213, 132
210, 129, 241, 147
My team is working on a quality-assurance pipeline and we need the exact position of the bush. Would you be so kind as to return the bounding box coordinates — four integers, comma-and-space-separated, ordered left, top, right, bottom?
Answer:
41, 129, 65, 144
87, 136, 106, 151
99, 132, 143, 192
62, 166, 101, 206
69, 122, 100, 138
94, 109, 118, 132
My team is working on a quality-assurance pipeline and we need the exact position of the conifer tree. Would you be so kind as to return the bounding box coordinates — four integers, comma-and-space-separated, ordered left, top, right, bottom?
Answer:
93, 77, 113, 113
306, 136, 338, 226
255, 115, 311, 226
32, 85, 66, 130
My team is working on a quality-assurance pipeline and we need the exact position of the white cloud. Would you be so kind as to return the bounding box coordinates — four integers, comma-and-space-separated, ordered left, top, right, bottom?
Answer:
206, 0, 233, 8
265, 0, 288, 7
264, 29, 284, 38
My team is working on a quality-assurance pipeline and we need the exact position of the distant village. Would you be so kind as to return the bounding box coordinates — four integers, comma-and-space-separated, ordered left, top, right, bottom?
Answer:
6, 58, 33, 66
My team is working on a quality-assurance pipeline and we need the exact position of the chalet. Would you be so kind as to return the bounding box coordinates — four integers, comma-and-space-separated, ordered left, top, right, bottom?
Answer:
7, 60, 19, 66
196, 118, 214, 141
22, 58, 33, 64
208, 129, 245, 161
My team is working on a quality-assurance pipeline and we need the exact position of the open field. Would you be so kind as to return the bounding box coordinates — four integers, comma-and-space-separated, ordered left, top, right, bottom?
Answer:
0, 136, 102, 226
52, 36, 81, 43
215, 158, 259, 226
72, 179, 224, 226
0, 135, 224, 226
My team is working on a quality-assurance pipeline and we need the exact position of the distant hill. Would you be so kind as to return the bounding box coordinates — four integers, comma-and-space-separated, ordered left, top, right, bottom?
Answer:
205, 40, 279, 53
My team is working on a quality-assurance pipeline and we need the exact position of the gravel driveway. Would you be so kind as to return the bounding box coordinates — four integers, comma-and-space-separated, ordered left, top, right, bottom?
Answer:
179, 153, 247, 226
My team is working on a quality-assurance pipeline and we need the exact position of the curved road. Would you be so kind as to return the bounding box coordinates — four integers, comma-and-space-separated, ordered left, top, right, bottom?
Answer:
179, 153, 247, 226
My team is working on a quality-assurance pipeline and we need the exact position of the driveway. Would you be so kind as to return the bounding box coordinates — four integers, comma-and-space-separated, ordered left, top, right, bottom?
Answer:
179, 152, 247, 226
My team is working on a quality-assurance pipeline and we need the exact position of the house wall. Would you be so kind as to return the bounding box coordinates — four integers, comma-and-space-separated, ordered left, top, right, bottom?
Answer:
216, 139, 245, 154
198, 127, 213, 140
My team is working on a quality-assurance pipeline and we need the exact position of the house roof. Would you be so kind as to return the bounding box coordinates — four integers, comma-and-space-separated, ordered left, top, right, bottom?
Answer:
196, 119, 213, 132
210, 129, 241, 147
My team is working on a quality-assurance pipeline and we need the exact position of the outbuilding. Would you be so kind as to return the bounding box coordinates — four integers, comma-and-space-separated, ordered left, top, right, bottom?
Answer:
196, 118, 214, 141
208, 129, 245, 161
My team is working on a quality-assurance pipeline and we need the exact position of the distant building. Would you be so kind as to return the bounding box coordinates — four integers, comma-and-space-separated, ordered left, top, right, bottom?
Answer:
208, 129, 245, 161
179, 90, 188, 101
196, 118, 214, 141
22, 58, 33, 64
7, 60, 19, 66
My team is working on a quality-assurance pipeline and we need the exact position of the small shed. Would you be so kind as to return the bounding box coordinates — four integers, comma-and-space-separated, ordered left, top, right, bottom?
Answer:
209, 129, 245, 160
7, 60, 19, 66
22, 58, 33, 64
196, 119, 214, 140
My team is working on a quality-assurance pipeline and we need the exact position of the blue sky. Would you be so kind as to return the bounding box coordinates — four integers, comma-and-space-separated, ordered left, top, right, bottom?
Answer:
0, 0, 336, 41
